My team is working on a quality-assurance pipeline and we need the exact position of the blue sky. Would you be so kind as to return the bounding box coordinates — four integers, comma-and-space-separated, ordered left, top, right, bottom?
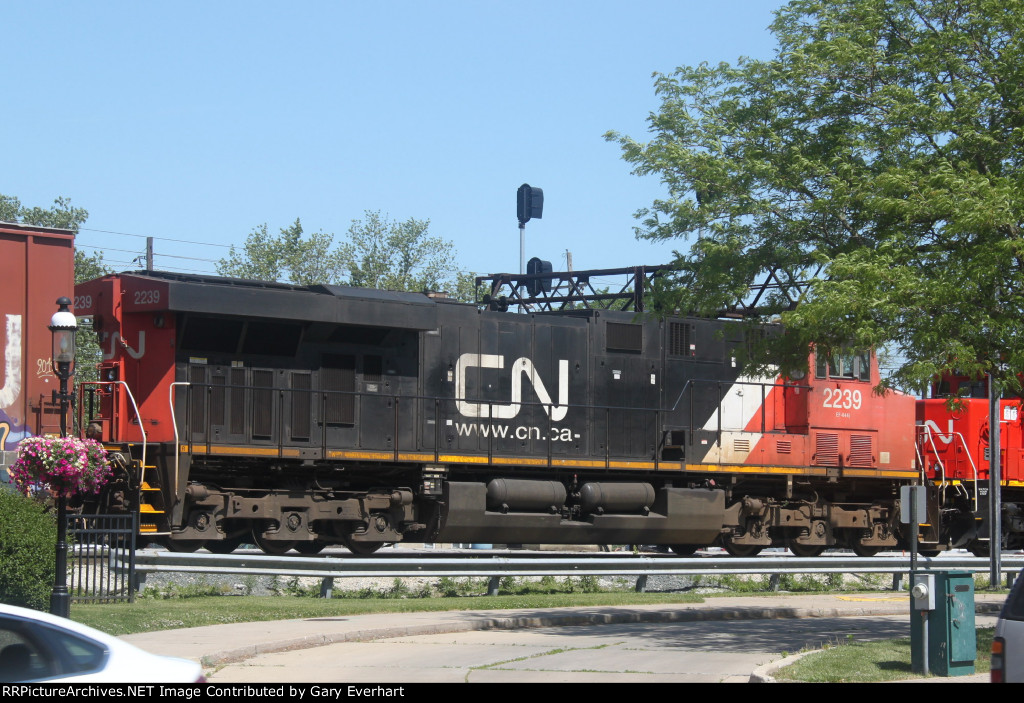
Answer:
4, 1, 784, 284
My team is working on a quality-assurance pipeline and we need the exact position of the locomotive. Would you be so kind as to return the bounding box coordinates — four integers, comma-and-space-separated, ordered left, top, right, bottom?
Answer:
69, 265, 1020, 557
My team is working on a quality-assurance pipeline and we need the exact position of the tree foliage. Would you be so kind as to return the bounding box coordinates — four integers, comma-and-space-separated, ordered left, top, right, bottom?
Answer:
1, 194, 89, 233
340, 211, 475, 300
606, 0, 1024, 392
217, 218, 347, 286
218, 211, 475, 300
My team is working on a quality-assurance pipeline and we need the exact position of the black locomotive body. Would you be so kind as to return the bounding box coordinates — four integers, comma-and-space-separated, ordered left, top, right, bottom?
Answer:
74, 270, 917, 555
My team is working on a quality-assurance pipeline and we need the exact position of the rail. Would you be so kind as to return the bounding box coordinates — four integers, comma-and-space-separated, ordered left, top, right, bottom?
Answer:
122, 550, 1024, 598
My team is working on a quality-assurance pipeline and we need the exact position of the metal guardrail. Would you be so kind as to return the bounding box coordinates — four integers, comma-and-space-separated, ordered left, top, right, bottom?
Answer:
122, 550, 1024, 597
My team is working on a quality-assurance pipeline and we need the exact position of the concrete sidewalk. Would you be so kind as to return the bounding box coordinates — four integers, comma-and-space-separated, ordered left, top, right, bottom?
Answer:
121, 592, 1006, 683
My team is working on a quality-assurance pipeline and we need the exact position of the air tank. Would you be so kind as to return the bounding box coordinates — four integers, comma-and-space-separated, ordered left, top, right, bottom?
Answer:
579, 482, 656, 515
486, 478, 566, 513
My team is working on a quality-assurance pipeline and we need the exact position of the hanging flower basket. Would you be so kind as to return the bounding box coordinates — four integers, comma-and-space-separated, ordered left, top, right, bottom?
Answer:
8, 436, 113, 498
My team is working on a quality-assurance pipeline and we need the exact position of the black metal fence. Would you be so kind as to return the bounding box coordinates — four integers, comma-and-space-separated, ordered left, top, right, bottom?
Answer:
67, 513, 136, 604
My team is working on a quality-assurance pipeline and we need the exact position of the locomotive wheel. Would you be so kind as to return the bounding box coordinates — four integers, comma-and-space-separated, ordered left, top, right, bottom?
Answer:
294, 540, 327, 555
165, 539, 206, 553
967, 541, 990, 557
668, 545, 700, 556
251, 530, 297, 555
343, 535, 385, 555
723, 541, 763, 557
851, 543, 881, 558
205, 535, 245, 554
787, 542, 826, 557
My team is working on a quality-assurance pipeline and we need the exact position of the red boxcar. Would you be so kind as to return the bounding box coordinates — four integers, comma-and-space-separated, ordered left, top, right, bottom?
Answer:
0, 223, 75, 478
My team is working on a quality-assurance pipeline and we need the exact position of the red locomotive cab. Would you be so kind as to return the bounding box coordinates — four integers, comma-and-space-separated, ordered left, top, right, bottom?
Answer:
74, 274, 176, 445
918, 395, 1024, 485
801, 348, 916, 473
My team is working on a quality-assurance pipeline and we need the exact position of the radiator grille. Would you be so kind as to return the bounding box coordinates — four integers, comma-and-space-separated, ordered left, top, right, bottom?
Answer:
322, 354, 355, 425
815, 433, 840, 466
607, 322, 643, 353
668, 322, 693, 356
850, 434, 874, 467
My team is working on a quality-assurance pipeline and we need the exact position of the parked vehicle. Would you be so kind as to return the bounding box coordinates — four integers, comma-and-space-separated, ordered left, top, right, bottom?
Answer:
991, 571, 1024, 682
0, 603, 204, 683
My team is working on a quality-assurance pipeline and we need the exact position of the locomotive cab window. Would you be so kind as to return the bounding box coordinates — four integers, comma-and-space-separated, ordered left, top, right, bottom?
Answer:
815, 349, 870, 381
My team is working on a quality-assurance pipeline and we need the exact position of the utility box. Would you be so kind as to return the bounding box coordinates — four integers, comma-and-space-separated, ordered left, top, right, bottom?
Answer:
911, 570, 976, 676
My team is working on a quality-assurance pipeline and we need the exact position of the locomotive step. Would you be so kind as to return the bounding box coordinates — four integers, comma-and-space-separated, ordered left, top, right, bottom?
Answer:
139, 504, 165, 514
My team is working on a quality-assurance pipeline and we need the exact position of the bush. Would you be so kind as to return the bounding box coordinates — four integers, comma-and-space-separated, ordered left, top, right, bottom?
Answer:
0, 489, 57, 610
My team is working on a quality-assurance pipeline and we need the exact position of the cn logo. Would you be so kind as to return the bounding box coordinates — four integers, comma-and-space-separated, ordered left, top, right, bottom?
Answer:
99, 331, 146, 360
455, 353, 568, 421
923, 419, 955, 444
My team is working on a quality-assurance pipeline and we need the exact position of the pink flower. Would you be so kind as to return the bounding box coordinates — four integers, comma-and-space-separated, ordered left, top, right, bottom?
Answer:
10, 436, 112, 498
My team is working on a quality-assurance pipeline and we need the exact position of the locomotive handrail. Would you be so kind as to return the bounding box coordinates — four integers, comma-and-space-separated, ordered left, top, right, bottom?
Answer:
79, 380, 148, 495
171, 377, 812, 472
174, 382, 676, 467
920, 428, 979, 514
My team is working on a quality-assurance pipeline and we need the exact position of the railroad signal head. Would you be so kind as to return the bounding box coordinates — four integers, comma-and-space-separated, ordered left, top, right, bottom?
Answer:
517, 184, 544, 225
526, 257, 553, 296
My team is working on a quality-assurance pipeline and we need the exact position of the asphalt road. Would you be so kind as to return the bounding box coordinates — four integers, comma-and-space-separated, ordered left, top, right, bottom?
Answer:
122, 594, 1002, 683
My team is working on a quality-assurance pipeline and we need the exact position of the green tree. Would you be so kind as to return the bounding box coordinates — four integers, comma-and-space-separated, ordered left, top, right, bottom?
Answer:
606, 0, 1024, 392
74, 250, 108, 285
0, 194, 20, 222
217, 219, 346, 285
340, 211, 476, 300
219, 212, 476, 300
1, 194, 89, 233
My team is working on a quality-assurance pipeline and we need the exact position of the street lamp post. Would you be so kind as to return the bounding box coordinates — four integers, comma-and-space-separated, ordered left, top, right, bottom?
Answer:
49, 296, 77, 618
